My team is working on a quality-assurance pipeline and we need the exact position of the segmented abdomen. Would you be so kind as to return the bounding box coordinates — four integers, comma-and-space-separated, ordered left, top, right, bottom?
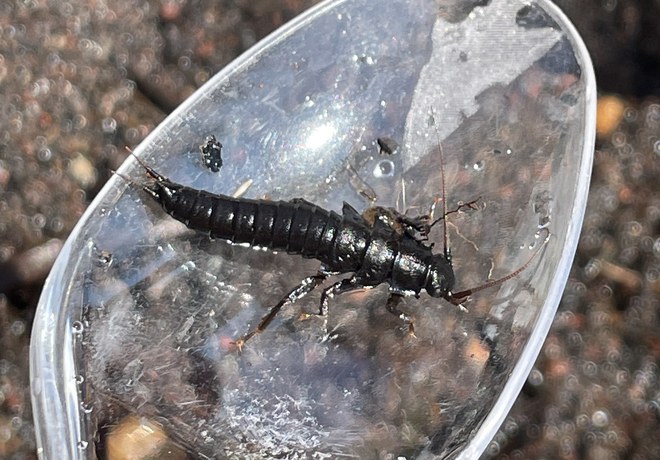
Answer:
159, 184, 368, 268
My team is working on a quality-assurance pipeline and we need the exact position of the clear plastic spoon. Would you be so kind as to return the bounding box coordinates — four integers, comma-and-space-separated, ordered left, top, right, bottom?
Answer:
31, 0, 595, 458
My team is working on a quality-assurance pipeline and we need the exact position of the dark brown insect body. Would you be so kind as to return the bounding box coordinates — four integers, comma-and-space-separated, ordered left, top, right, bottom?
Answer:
126, 137, 543, 347
147, 177, 455, 299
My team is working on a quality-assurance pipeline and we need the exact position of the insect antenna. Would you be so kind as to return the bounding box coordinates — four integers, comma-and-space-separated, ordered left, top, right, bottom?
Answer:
123, 146, 167, 182
424, 111, 482, 244
439, 134, 450, 260
111, 168, 139, 187
449, 229, 550, 304
110, 147, 166, 202
422, 110, 550, 304
427, 109, 451, 261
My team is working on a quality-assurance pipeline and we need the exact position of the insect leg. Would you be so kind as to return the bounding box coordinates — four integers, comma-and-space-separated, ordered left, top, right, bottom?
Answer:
427, 197, 481, 229
346, 161, 378, 204
232, 273, 326, 349
317, 277, 362, 316
386, 294, 416, 336
362, 206, 430, 242
363, 198, 481, 244
392, 197, 482, 243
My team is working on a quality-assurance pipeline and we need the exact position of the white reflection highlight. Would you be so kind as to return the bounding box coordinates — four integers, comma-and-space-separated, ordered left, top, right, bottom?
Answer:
304, 124, 336, 151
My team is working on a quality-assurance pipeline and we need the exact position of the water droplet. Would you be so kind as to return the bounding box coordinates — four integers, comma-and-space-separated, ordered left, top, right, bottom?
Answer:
72, 321, 84, 335
373, 160, 395, 178
80, 402, 93, 414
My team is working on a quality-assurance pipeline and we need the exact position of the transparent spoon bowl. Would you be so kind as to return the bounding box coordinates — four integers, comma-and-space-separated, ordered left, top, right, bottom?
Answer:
31, 0, 595, 458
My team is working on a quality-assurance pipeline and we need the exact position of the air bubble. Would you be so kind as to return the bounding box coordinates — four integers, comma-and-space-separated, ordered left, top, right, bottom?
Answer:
75, 375, 85, 384
77, 440, 88, 450
472, 161, 484, 171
